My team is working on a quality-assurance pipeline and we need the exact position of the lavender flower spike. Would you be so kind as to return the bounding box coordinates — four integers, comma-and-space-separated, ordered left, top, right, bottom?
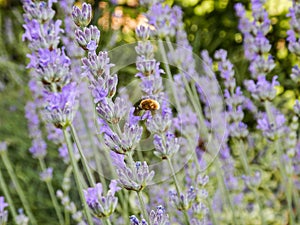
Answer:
84, 180, 120, 218
130, 205, 170, 225
72, 2, 92, 28
116, 160, 155, 191
75, 26, 100, 52
153, 132, 180, 159
0, 197, 8, 225
45, 82, 78, 129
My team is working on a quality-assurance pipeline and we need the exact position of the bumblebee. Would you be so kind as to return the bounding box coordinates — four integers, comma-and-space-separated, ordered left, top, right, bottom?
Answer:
133, 98, 160, 116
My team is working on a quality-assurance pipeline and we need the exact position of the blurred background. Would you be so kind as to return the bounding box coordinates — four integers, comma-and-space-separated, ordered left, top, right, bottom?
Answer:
0, 0, 296, 223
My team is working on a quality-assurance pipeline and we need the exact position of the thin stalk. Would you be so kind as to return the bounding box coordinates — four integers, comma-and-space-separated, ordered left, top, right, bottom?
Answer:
38, 159, 64, 225
137, 191, 149, 221
249, 187, 266, 225
236, 140, 266, 225
158, 39, 182, 113
206, 199, 218, 225
120, 190, 129, 224
293, 189, 300, 222
165, 37, 208, 138
64, 209, 70, 225
0, 168, 18, 223
79, 109, 107, 192
105, 217, 112, 225
1, 152, 37, 225
215, 158, 239, 225
287, 176, 295, 225
166, 157, 190, 225
264, 101, 295, 224
70, 124, 95, 187
63, 128, 94, 225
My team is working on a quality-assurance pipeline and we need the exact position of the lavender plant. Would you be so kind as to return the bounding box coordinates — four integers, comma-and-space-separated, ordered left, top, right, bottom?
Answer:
0, 0, 300, 224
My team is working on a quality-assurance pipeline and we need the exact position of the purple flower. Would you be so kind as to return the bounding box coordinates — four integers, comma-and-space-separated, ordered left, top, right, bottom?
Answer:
149, 205, 170, 225
0, 196, 8, 224
101, 120, 143, 154
130, 205, 169, 225
294, 100, 300, 116
40, 167, 53, 182
27, 47, 71, 92
146, 103, 172, 134
244, 76, 278, 101
75, 26, 100, 51
136, 57, 158, 78
256, 111, 286, 140
136, 25, 151, 41
147, 3, 181, 37
96, 97, 129, 124
135, 41, 154, 59
169, 186, 196, 211
291, 65, 300, 83
23, 0, 56, 22
45, 82, 78, 129
72, 3, 92, 28
153, 132, 180, 159
0, 142, 7, 153
90, 78, 109, 103
23, 19, 63, 51
242, 171, 262, 188
287, 3, 300, 56
83, 181, 120, 218
130, 215, 148, 225
29, 138, 47, 159
82, 51, 114, 78
115, 160, 155, 191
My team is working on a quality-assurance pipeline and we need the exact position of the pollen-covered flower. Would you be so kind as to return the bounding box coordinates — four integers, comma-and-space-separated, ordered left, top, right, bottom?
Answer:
84, 180, 120, 218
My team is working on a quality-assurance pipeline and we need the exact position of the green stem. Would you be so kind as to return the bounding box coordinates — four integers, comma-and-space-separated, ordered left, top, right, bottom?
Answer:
293, 189, 300, 222
1, 152, 37, 225
215, 158, 239, 225
64, 209, 70, 225
166, 157, 190, 225
137, 191, 149, 221
38, 159, 64, 225
79, 109, 107, 192
206, 199, 218, 225
70, 124, 95, 187
104, 217, 112, 225
165, 37, 208, 139
264, 101, 295, 224
158, 39, 182, 113
63, 128, 94, 225
0, 167, 18, 223
236, 140, 250, 174
287, 176, 295, 225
